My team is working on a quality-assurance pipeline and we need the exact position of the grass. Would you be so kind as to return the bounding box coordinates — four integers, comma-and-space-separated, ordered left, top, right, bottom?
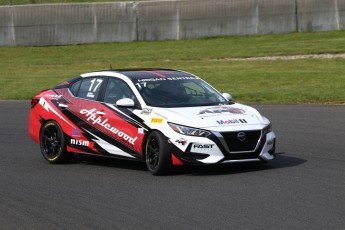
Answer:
0, 30, 345, 103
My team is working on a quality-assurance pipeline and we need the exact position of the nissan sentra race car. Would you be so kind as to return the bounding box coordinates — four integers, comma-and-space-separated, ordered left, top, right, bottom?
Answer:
28, 69, 276, 175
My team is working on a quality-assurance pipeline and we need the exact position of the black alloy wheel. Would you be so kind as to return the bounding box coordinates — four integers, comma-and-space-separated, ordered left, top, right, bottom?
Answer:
146, 136, 160, 171
40, 121, 73, 163
145, 131, 172, 175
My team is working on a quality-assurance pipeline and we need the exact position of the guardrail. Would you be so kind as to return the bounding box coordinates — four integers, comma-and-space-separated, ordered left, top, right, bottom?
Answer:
0, 0, 344, 46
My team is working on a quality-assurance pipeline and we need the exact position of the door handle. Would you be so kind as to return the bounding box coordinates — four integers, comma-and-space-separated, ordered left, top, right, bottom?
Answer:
58, 103, 69, 108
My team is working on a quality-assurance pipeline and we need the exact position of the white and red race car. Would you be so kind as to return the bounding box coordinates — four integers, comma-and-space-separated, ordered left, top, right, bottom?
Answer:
29, 69, 276, 175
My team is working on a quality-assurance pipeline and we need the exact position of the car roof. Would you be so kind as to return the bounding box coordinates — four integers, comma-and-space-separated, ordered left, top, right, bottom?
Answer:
80, 68, 198, 80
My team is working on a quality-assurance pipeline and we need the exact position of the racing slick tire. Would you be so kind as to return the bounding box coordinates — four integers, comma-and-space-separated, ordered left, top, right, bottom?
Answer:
145, 131, 173, 175
40, 121, 74, 164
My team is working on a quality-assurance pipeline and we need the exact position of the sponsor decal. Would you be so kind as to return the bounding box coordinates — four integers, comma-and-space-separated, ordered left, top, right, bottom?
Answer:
192, 144, 214, 150
72, 128, 82, 137
138, 128, 144, 134
46, 94, 63, 100
137, 76, 197, 82
216, 119, 247, 125
87, 92, 95, 98
151, 117, 164, 124
198, 106, 245, 115
80, 108, 138, 145
175, 138, 187, 146
70, 139, 94, 148
141, 108, 152, 115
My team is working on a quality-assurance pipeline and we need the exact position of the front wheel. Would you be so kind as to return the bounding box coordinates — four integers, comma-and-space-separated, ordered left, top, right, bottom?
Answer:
40, 121, 73, 163
145, 131, 172, 175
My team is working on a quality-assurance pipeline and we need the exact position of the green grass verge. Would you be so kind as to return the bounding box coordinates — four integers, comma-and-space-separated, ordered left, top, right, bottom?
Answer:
0, 30, 344, 103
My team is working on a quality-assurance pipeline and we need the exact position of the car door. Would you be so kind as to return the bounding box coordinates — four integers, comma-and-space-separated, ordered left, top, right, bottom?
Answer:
65, 76, 107, 153
100, 77, 146, 157
67, 76, 145, 160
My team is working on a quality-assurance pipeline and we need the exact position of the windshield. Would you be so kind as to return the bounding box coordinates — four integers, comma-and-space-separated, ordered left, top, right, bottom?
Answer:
132, 77, 229, 108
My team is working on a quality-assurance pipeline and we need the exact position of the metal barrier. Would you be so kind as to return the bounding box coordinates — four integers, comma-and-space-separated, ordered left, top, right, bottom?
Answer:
0, 0, 344, 46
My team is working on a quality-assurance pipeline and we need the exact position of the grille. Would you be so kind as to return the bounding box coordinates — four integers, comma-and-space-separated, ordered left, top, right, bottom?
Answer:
221, 130, 262, 152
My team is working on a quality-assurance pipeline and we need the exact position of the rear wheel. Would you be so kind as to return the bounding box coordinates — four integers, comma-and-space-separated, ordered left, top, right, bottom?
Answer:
145, 131, 172, 175
40, 121, 73, 163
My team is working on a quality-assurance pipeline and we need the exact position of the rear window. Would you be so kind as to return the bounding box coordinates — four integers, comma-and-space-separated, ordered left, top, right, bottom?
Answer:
70, 77, 105, 100
70, 80, 81, 96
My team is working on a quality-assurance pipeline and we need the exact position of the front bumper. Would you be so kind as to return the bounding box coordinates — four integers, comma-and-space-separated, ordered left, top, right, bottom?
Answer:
171, 130, 276, 165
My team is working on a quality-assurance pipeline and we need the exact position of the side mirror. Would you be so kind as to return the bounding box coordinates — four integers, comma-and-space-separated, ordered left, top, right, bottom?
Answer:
222, 93, 233, 101
116, 98, 135, 108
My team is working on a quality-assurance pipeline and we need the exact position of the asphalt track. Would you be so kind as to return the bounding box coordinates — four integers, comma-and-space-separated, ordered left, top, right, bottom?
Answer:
1, 101, 344, 230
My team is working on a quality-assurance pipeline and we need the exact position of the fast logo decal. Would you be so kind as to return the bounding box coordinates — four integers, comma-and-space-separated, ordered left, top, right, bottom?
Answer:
192, 144, 214, 150
216, 119, 247, 125
198, 106, 245, 115
70, 139, 94, 148
191, 143, 215, 154
150, 117, 164, 124
80, 108, 138, 145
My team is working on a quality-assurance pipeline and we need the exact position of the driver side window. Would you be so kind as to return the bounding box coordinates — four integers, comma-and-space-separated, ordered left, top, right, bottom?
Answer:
104, 78, 136, 104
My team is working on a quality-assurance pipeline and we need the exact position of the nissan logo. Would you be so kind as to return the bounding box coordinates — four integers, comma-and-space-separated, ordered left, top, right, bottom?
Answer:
237, 132, 246, 141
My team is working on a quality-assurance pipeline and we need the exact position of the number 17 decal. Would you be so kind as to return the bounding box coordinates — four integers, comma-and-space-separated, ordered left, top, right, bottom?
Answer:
89, 79, 103, 92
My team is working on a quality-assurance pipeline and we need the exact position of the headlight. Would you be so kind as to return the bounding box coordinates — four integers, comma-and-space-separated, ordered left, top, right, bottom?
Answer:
168, 122, 212, 137
262, 123, 272, 135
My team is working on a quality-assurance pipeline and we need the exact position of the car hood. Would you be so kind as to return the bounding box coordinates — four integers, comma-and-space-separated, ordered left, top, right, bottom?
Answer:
152, 103, 268, 131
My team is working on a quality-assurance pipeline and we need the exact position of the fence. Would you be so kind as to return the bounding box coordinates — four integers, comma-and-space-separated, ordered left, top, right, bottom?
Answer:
0, 0, 344, 46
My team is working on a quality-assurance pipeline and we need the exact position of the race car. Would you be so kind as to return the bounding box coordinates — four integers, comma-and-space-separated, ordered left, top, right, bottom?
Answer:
28, 69, 276, 175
